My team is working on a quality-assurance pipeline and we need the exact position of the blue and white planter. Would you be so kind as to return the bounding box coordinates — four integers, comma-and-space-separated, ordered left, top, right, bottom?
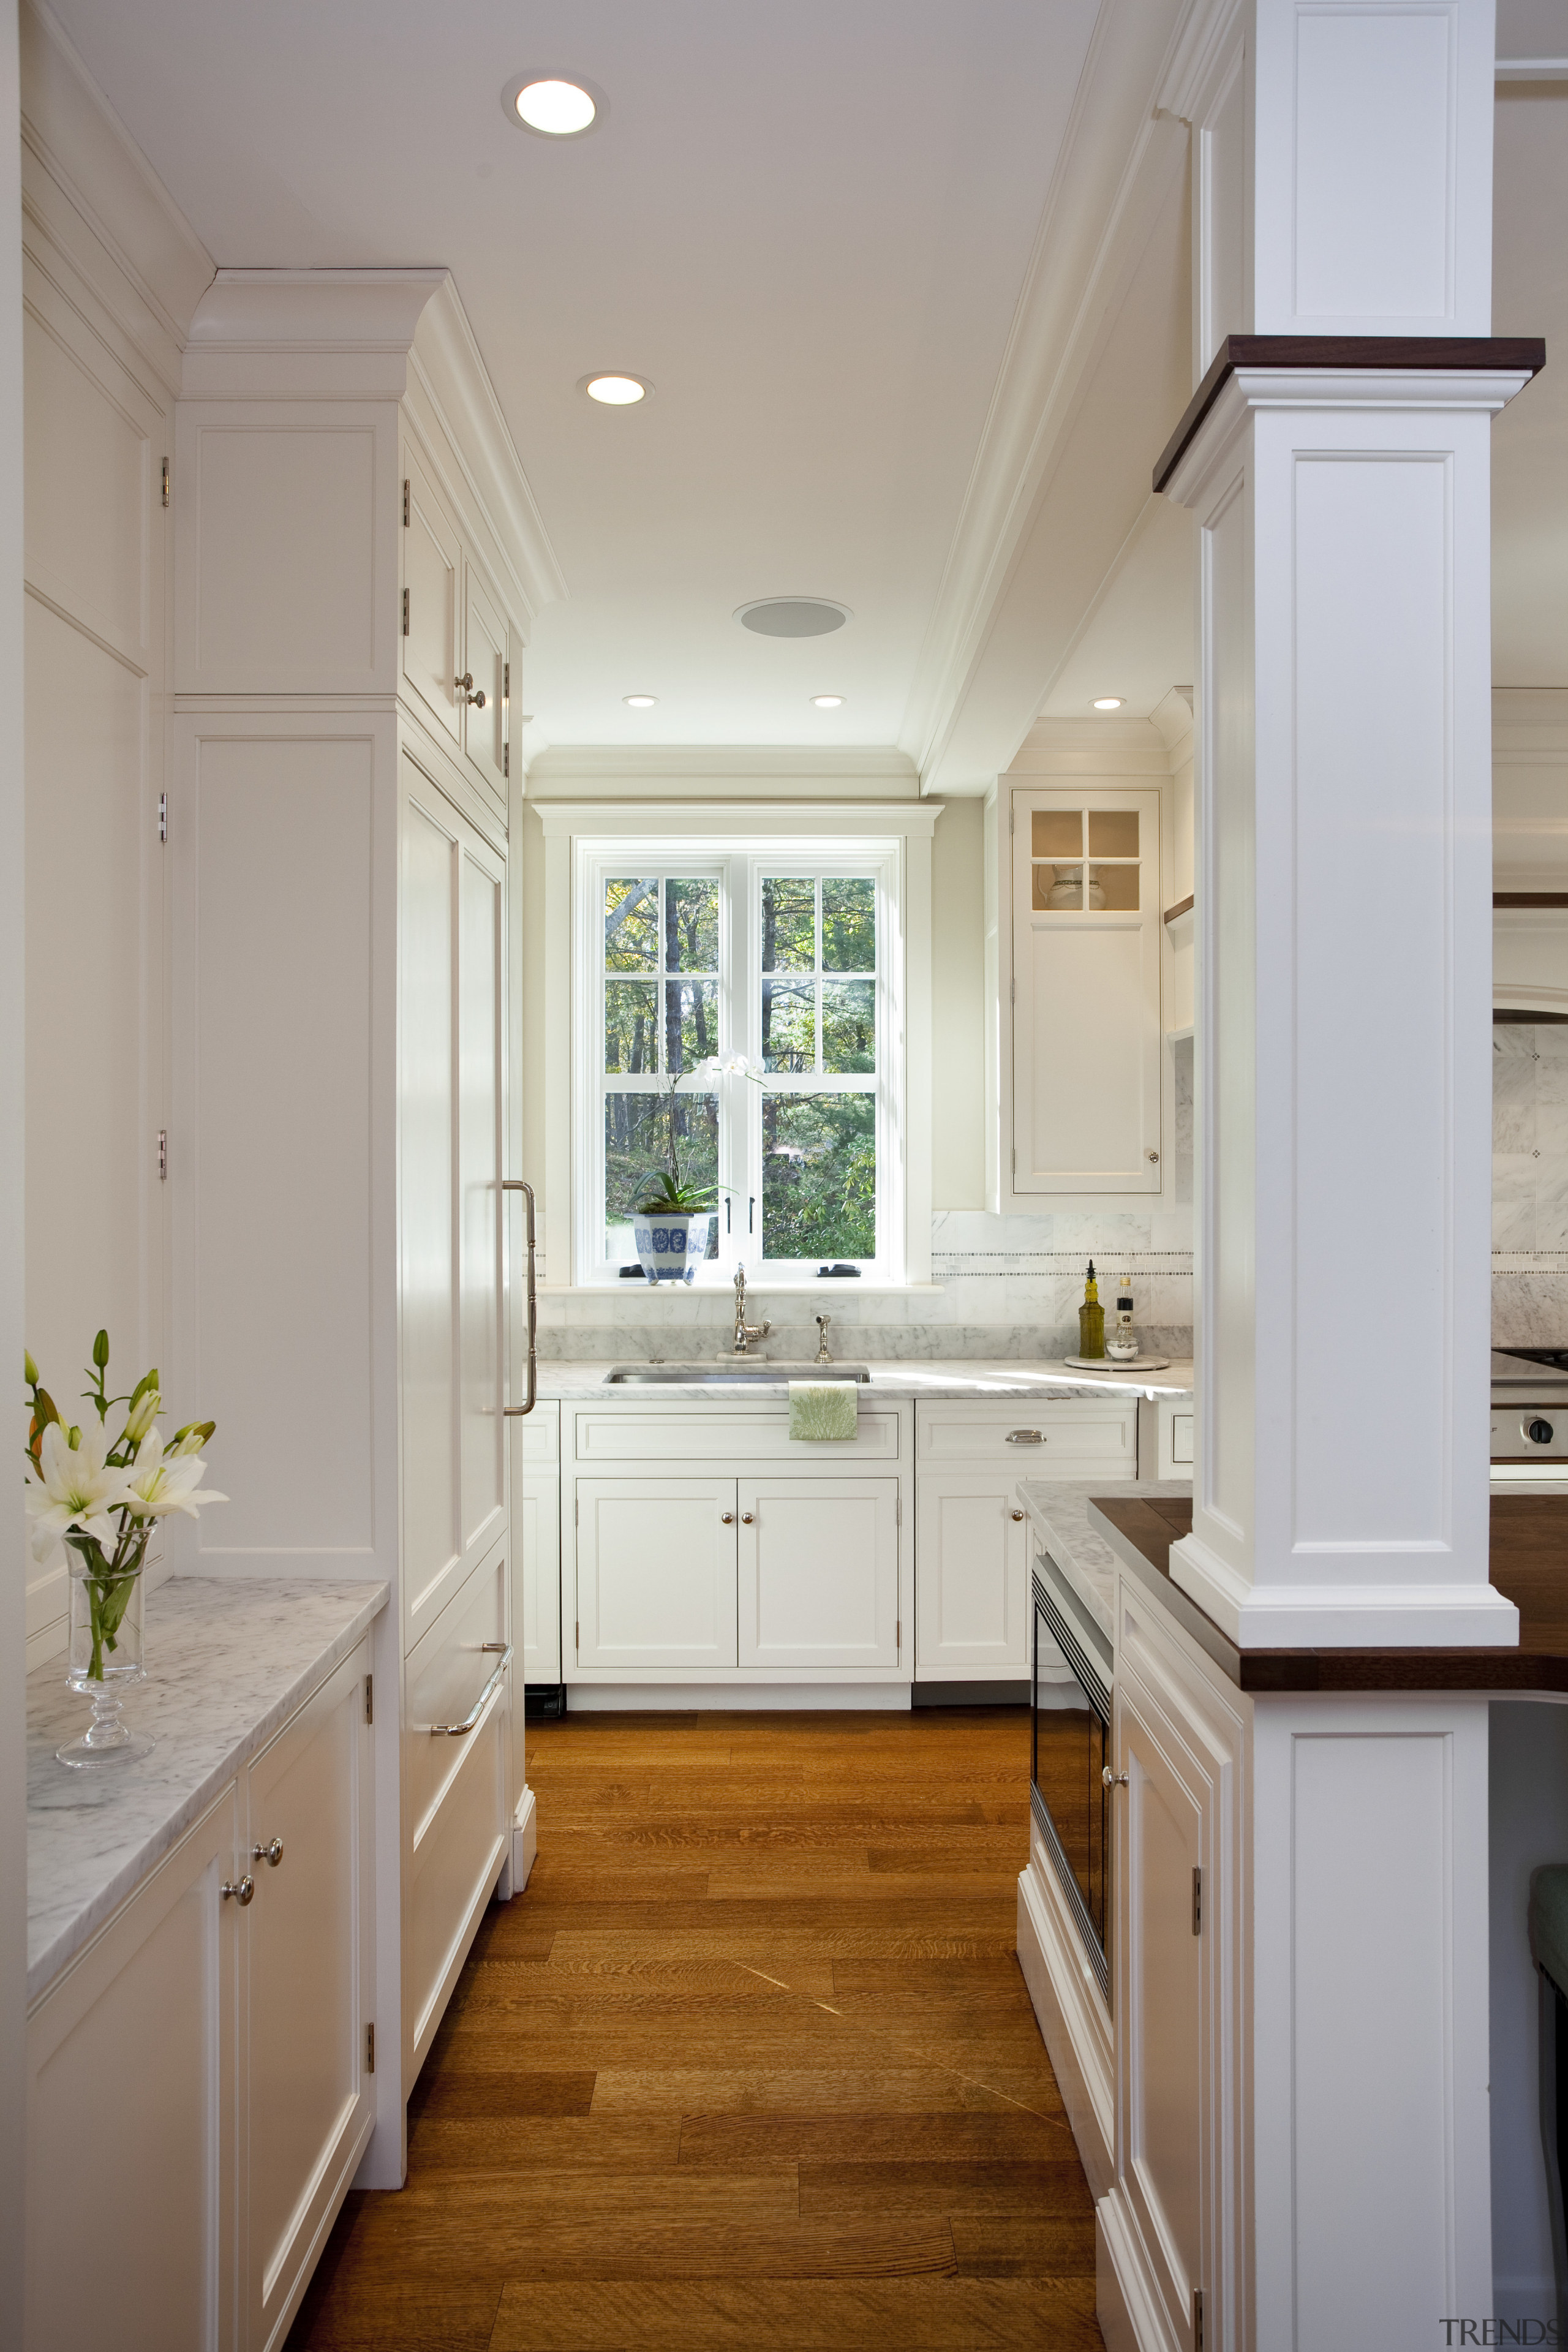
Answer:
631, 1209, 713, 1284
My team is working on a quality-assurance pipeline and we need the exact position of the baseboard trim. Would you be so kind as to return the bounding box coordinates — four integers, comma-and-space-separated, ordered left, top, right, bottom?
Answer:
1097, 2195, 1183, 2352
1015, 1858, 1114, 2200
565, 1682, 913, 1712
503, 1784, 537, 1896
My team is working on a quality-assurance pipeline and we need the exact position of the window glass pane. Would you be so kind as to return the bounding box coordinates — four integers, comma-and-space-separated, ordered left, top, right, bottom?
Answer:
664, 976, 717, 1071
604, 1091, 718, 1234
665, 878, 718, 971
822, 878, 875, 972
1087, 810, 1139, 857
823, 980, 875, 1072
763, 1093, 875, 1261
605, 878, 660, 971
761, 877, 815, 971
762, 977, 815, 1072
1033, 864, 1084, 910
1095, 863, 1140, 910
605, 978, 657, 1072
1031, 810, 1082, 859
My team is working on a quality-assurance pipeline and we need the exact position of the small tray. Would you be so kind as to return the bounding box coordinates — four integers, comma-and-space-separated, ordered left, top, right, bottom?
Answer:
1061, 1354, 1170, 1373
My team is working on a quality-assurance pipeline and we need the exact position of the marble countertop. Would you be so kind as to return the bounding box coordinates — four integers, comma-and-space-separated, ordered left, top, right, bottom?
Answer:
534, 1358, 1194, 1403
28, 1575, 388, 2006
1017, 1476, 1195, 1642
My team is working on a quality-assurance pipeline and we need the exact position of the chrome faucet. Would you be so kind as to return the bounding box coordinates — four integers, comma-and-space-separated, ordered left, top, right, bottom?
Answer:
731, 1265, 772, 1355
815, 1314, 834, 1365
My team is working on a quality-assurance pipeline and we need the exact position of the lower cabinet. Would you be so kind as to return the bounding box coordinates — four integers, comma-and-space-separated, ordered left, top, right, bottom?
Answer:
915, 1472, 1031, 1671
738, 1477, 900, 1668
25, 1638, 375, 2352
576, 1476, 739, 1668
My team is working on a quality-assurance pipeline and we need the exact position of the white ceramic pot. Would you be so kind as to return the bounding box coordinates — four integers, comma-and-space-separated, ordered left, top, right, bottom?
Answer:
631, 1209, 713, 1284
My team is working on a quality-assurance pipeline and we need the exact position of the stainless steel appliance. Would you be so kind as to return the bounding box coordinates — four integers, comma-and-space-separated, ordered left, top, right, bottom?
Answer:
1030, 1551, 1114, 1998
1491, 1348, 1568, 1483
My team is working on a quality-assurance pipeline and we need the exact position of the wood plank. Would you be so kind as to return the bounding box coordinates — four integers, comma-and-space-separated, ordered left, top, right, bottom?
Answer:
677, 2111, 1077, 2167
486, 2275, 1104, 2350
950, 2215, 1099, 2277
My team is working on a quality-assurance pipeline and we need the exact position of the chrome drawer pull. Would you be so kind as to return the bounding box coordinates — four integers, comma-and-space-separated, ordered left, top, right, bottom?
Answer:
429, 1642, 513, 1737
1007, 1430, 1047, 1444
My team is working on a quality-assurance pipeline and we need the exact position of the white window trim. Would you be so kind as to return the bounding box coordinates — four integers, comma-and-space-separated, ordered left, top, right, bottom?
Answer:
533, 801, 940, 1294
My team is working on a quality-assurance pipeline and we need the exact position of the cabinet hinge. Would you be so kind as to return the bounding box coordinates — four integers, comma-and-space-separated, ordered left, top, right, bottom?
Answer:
364, 1673, 373, 1725
366, 2022, 375, 2074
1193, 2286, 1204, 2351
402, 477, 409, 527
157, 1131, 167, 1183
1010, 976, 1016, 1004
575, 1619, 580, 1654
503, 742, 509, 778
1011, 1145, 1017, 1175
503, 661, 510, 699
402, 587, 409, 637
160, 457, 170, 510
1008, 805, 1014, 835
158, 791, 167, 845
1192, 1864, 1202, 1936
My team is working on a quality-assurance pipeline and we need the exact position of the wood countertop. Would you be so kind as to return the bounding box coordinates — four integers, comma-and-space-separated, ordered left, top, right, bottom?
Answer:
1093, 1493, 1568, 1692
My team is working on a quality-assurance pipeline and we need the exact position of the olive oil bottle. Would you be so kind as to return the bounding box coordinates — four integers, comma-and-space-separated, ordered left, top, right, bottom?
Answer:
1078, 1262, 1105, 1360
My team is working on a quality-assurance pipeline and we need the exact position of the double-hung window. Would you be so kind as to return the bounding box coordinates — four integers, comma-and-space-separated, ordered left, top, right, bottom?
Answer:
581, 840, 903, 1281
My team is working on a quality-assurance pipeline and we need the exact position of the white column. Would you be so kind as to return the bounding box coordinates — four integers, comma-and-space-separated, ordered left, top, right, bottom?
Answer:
1160, 0, 1536, 1648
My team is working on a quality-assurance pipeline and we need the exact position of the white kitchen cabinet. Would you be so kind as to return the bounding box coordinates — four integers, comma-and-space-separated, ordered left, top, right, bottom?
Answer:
1008, 783, 1163, 1195
26, 1787, 241, 2352
400, 439, 462, 748
575, 1477, 740, 1669
737, 1477, 901, 1670
518, 1471, 562, 1683
244, 1646, 375, 2352
915, 1472, 1031, 1672
462, 560, 511, 805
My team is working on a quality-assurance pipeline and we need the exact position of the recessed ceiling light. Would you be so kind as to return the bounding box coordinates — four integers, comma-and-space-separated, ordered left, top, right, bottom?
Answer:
736, 598, 852, 638
811, 695, 845, 709
624, 694, 658, 708
504, 74, 605, 138
1092, 696, 1125, 711
581, 374, 652, 405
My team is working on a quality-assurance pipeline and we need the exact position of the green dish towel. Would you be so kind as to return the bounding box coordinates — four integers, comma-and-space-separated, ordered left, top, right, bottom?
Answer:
788, 1381, 858, 1440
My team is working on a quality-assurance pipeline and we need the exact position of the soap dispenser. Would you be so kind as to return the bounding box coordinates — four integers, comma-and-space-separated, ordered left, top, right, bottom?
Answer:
1077, 1262, 1105, 1360
1106, 1276, 1139, 1362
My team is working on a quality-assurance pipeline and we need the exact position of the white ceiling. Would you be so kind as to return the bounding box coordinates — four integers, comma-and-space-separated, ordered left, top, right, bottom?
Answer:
48, 0, 1102, 757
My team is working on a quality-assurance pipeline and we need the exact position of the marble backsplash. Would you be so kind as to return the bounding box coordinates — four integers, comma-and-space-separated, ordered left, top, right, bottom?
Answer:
1493, 1023, 1568, 1345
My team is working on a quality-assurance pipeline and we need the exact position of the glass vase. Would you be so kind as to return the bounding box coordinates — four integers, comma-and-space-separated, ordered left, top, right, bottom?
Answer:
56, 1528, 154, 1769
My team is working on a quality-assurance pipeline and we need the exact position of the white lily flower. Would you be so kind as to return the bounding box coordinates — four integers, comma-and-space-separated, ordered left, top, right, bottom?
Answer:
26, 1419, 136, 1565
124, 1428, 227, 1521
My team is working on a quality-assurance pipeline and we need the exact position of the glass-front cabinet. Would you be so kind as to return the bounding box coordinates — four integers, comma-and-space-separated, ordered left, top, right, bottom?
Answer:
1008, 784, 1163, 1195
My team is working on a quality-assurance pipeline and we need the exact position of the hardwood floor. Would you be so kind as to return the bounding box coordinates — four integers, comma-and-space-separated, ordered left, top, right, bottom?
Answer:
286, 1708, 1103, 2350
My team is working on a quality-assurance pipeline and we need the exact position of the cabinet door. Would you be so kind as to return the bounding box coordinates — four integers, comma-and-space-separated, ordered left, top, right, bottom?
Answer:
401, 760, 508, 1647
462, 562, 510, 804
519, 1469, 561, 1683
737, 1477, 901, 1670
27, 1787, 240, 2352
1115, 1664, 1207, 2350
575, 1477, 738, 1668
1012, 785, 1161, 1193
246, 1644, 374, 2352
401, 444, 461, 744
914, 1472, 1030, 1670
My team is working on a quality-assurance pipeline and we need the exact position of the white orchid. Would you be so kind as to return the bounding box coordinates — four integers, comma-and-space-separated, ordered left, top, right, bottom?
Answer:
698, 1051, 764, 1082
123, 1427, 228, 1523
26, 1419, 137, 1564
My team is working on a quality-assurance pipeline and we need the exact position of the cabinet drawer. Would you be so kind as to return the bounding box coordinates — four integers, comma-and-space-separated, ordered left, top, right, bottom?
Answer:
573, 1404, 900, 1464
916, 1400, 1136, 1470
405, 1549, 508, 1845
405, 1691, 507, 2069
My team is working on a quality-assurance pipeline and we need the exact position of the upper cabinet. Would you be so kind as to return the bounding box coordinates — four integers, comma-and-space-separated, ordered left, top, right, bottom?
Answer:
401, 440, 462, 747
1008, 783, 1163, 1195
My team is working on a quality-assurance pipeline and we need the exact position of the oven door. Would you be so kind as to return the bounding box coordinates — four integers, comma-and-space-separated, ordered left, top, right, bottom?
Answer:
1031, 1563, 1112, 1997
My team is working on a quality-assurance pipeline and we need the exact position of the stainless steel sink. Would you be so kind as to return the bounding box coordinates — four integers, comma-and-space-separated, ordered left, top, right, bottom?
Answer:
604, 1362, 871, 1385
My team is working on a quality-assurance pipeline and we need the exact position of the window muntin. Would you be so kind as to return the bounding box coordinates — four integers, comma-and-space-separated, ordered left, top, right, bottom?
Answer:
583, 846, 899, 1280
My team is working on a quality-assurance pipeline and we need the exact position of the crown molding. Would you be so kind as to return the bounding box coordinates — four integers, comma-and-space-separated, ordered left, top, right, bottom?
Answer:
524, 744, 922, 799
532, 798, 943, 840
20, 0, 214, 383
1149, 685, 1195, 761
897, 0, 1192, 792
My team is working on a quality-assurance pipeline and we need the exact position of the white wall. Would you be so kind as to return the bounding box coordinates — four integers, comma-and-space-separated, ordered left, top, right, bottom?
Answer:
930, 797, 986, 1211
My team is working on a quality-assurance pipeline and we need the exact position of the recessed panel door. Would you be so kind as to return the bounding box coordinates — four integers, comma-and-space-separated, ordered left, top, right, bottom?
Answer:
915, 1474, 1029, 1670
737, 1477, 900, 1669
401, 445, 461, 744
462, 562, 510, 803
575, 1477, 739, 1668
245, 1646, 372, 2350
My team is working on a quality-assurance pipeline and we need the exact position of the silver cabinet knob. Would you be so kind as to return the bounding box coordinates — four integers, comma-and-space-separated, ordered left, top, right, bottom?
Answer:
252, 1838, 284, 1868
221, 1875, 255, 1905
1011, 1509, 1025, 1522
455, 672, 487, 708
741, 1512, 755, 1525
1146, 1149, 1159, 1162
1101, 1768, 1129, 1789
721, 1511, 734, 1525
